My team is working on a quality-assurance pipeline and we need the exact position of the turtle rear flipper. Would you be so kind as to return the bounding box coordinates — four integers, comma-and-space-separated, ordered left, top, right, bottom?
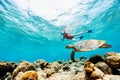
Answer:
99, 44, 112, 48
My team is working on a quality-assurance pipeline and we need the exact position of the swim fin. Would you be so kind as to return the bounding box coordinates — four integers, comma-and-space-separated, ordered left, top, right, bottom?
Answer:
88, 30, 92, 33
80, 36, 84, 39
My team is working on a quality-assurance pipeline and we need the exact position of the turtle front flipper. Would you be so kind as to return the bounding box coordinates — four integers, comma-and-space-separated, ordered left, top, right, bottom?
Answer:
71, 50, 77, 62
99, 44, 112, 48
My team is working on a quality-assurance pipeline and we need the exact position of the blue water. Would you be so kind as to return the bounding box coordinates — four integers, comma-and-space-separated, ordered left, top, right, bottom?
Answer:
0, 0, 120, 62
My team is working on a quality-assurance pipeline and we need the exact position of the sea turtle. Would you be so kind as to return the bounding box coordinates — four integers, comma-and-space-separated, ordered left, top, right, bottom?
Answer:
66, 39, 112, 62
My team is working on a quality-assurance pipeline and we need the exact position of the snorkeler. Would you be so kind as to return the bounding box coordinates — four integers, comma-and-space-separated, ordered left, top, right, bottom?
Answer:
61, 29, 92, 41
61, 25, 92, 41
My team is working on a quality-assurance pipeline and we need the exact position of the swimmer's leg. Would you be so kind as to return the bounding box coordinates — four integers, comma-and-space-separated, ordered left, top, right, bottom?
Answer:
72, 30, 92, 37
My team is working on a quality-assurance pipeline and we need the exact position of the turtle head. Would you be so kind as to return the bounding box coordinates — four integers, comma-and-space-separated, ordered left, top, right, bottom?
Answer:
66, 45, 74, 49
99, 43, 112, 48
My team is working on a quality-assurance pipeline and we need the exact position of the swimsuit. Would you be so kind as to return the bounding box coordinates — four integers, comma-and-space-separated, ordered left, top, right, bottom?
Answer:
64, 32, 74, 39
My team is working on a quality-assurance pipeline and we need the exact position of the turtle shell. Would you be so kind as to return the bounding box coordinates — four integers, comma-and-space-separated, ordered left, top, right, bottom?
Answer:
73, 39, 105, 52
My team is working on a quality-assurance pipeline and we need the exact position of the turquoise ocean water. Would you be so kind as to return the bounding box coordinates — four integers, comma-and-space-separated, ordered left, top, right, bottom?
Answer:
0, 0, 120, 62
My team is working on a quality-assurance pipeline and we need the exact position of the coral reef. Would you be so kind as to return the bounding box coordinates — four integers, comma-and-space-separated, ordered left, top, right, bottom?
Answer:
15, 70, 38, 80
0, 52, 120, 80
46, 71, 74, 80
95, 62, 112, 74
84, 62, 104, 80
88, 54, 104, 64
104, 75, 120, 80
104, 52, 120, 74
12, 61, 36, 78
0, 62, 16, 78
33, 59, 49, 69
104, 52, 120, 68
